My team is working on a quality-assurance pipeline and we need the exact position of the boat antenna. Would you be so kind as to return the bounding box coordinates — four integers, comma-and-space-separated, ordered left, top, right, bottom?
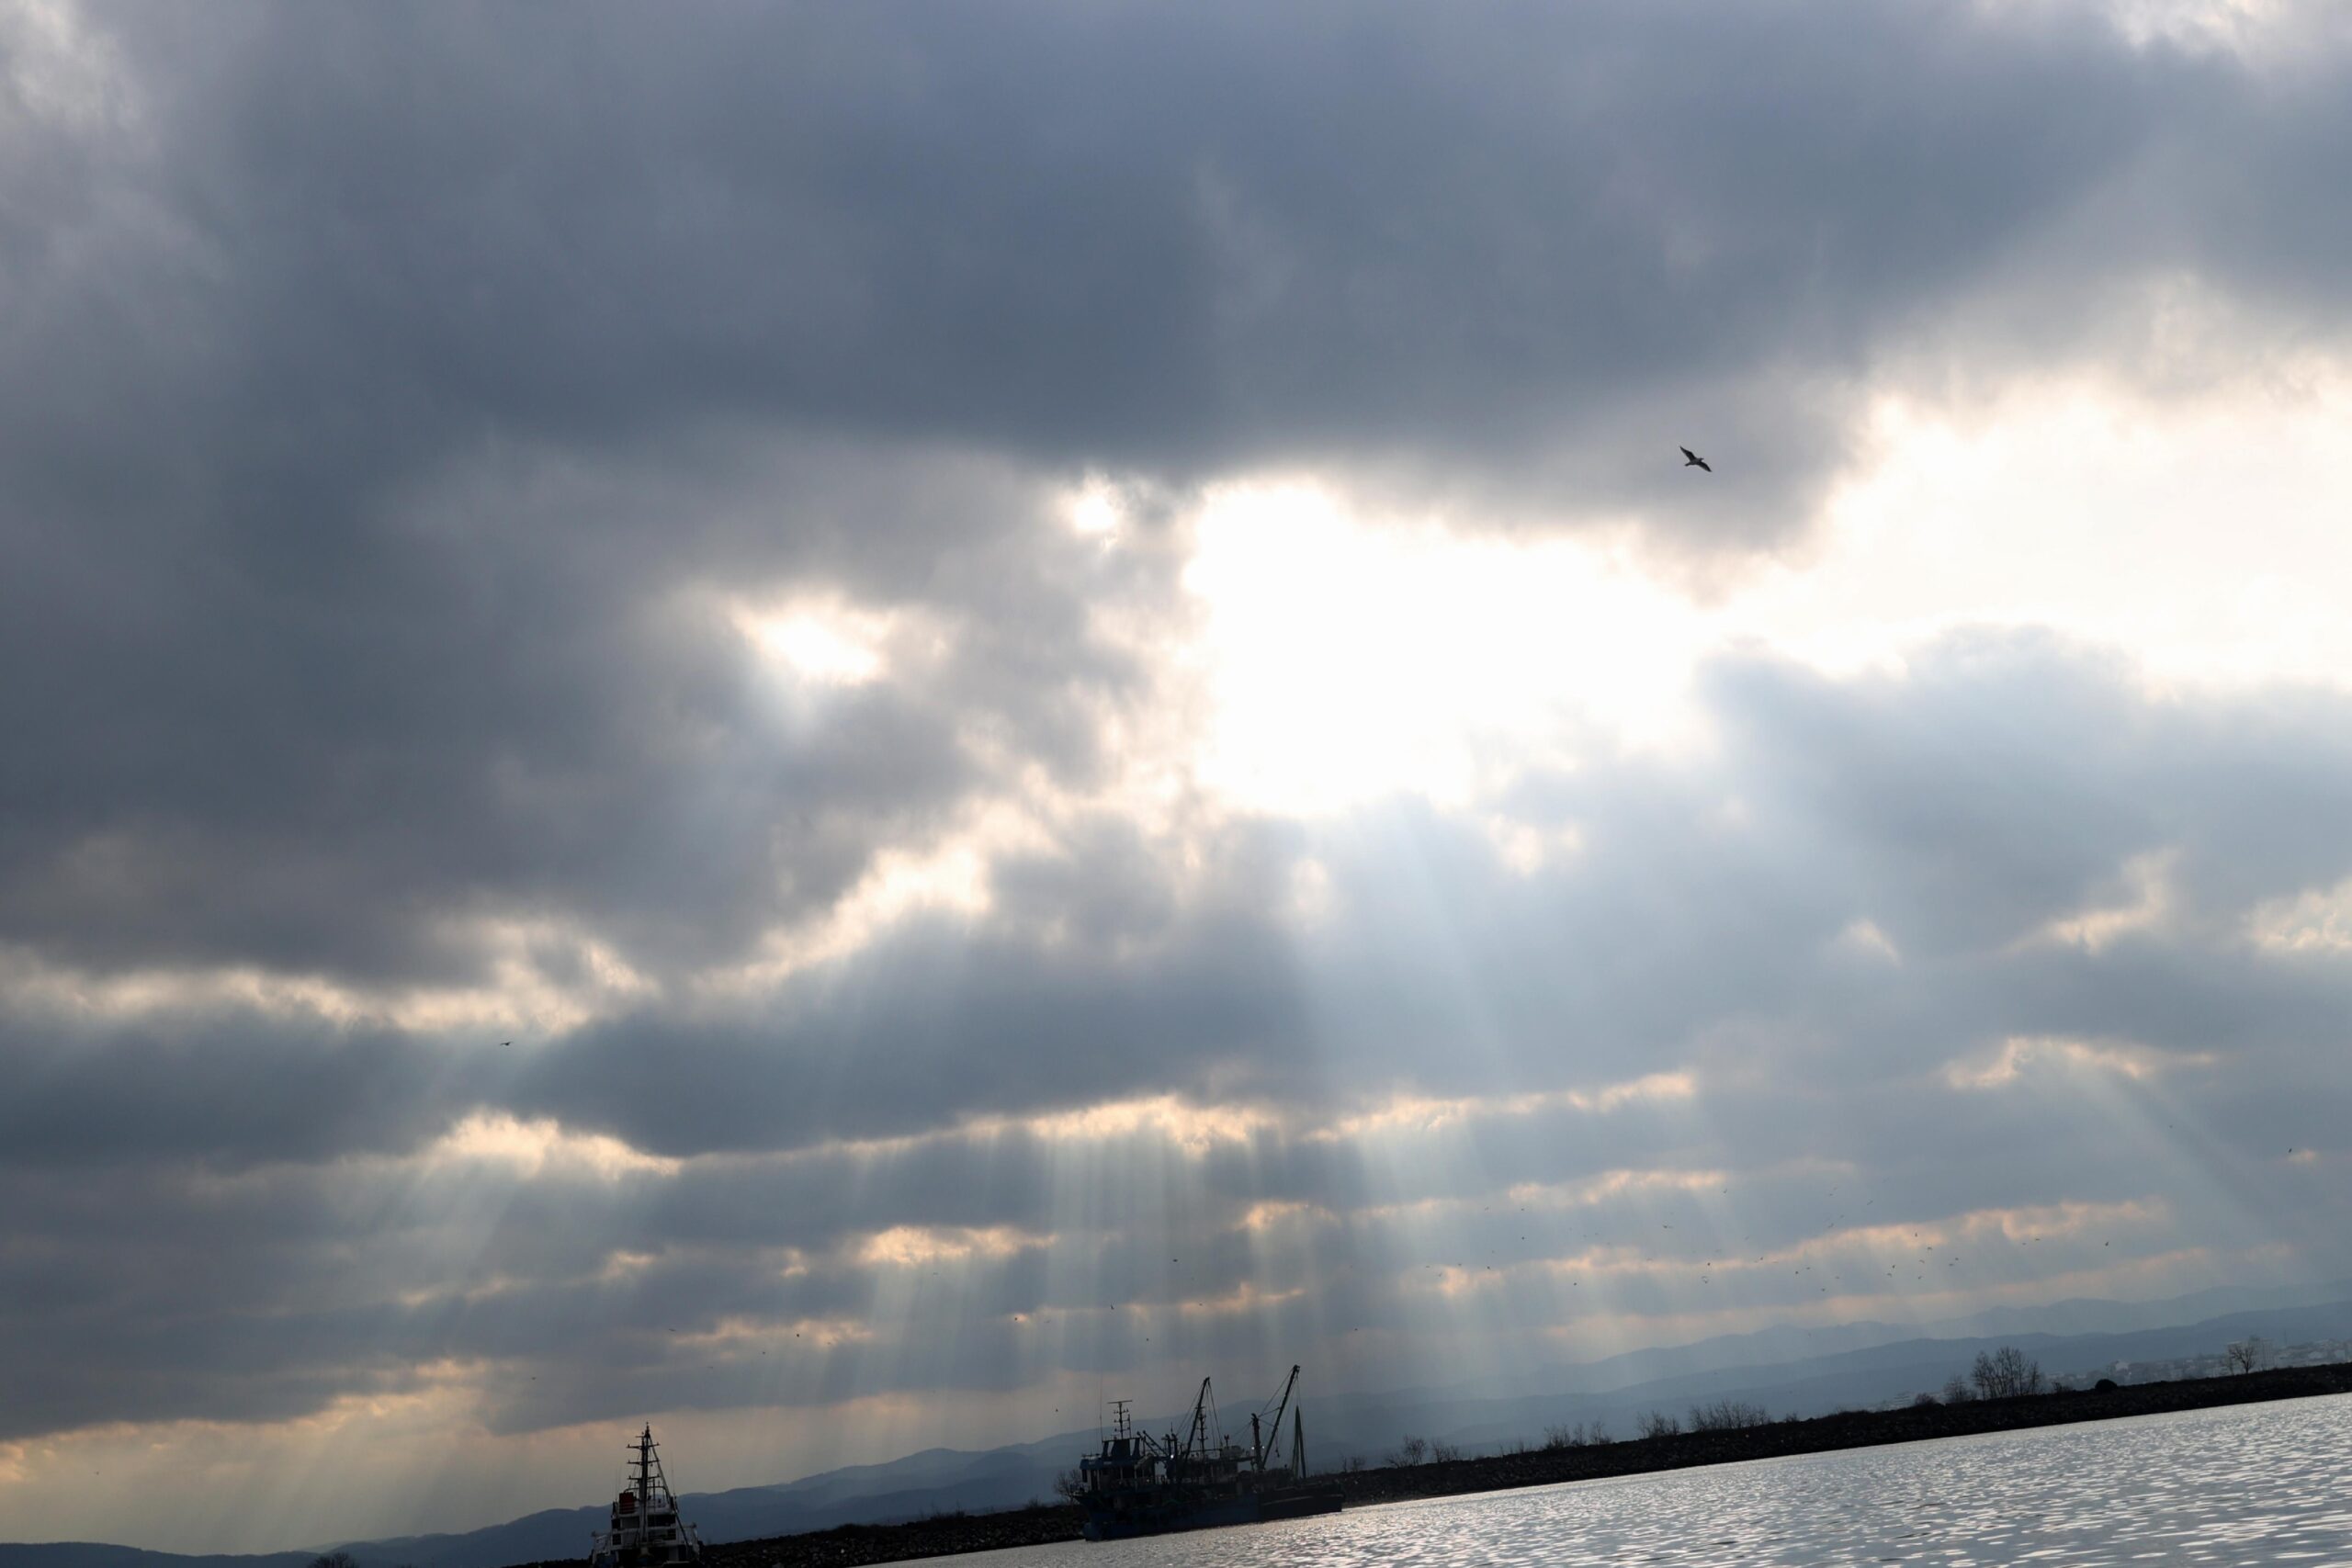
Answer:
636, 1425, 654, 1517
1182, 1376, 1217, 1460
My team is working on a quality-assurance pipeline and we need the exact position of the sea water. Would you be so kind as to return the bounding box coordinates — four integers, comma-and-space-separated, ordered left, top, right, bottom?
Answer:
951, 1393, 2352, 1566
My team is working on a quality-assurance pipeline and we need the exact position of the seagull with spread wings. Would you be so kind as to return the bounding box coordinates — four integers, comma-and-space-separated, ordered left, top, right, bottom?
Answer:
1680, 446, 1712, 472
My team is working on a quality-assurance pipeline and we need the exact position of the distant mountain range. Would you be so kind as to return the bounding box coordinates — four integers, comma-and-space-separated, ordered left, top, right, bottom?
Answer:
10, 1277, 2348, 1568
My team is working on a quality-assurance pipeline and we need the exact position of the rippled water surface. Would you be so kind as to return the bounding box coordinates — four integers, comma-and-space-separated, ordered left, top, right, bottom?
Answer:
957, 1394, 2352, 1567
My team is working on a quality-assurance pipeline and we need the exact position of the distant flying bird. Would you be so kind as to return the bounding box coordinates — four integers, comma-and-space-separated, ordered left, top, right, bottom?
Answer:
1680, 446, 1712, 472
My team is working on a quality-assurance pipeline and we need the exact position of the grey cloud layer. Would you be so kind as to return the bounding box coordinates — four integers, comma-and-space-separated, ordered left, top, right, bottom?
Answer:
11, 636, 2351, 1168
6, 637, 2349, 1442
8, 1, 2351, 987
6, 0, 2352, 1486
62, 2, 2346, 479
0, 433, 1158, 980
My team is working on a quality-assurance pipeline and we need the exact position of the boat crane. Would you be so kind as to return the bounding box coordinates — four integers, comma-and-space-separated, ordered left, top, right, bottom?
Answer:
1256, 1364, 1304, 1476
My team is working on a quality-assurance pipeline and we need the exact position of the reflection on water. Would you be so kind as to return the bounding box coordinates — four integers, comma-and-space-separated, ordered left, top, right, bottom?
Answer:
955, 1394, 2352, 1567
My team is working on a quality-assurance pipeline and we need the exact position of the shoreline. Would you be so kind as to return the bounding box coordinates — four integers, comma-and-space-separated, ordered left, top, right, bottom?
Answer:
545, 1361, 2352, 1568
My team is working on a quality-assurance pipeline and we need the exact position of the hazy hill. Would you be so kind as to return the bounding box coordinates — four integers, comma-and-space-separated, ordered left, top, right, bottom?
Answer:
1397, 1297, 2352, 1456
0, 1551, 316, 1568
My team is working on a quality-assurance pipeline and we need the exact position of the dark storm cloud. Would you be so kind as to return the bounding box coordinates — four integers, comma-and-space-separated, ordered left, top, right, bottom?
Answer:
1702, 637, 2352, 958
0, 1012, 456, 1170
7, 0, 2350, 987
33, 1, 2343, 504
0, 429, 1157, 980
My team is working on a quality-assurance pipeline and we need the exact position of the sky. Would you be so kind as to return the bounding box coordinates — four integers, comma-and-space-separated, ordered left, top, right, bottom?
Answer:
5, 0, 2352, 1552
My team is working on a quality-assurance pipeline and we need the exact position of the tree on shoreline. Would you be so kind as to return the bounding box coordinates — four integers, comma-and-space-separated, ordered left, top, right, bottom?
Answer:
1689, 1398, 1770, 1431
1971, 1346, 2046, 1399
1542, 1419, 1610, 1449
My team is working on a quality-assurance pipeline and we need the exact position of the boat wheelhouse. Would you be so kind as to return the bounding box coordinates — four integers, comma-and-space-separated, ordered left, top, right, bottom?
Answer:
590, 1426, 706, 1568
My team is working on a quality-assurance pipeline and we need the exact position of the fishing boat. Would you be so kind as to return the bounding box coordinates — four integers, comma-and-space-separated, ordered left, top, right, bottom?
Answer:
1074, 1366, 1343, 1540
590, 1426, 706, 1568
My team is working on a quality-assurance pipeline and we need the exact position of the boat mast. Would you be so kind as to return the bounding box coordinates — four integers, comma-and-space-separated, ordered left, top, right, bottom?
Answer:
1260, 1365, 1302, 1472
637, 1425, 654, 1517
1182, 1377, 1215, 1461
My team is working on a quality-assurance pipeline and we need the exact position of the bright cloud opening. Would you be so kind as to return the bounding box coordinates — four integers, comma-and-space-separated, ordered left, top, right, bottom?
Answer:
731, 595, 904, 687
1183, 481, 1708, 813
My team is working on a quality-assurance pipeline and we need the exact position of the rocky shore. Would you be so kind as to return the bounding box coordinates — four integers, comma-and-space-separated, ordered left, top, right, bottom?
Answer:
531, 1359, 2352, 1568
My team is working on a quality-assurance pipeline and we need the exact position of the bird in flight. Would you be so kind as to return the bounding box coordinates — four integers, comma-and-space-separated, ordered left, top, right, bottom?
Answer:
1680, 446, 1712, 472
